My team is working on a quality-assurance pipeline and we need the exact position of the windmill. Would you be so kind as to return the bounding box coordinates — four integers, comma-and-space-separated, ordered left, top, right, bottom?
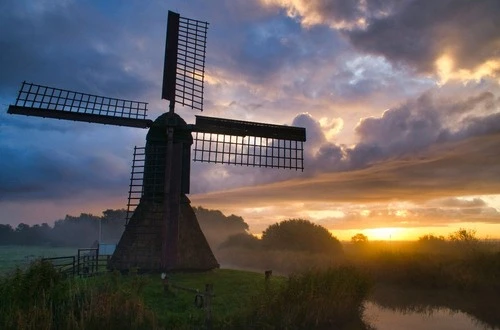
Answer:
7, 11, 306, 272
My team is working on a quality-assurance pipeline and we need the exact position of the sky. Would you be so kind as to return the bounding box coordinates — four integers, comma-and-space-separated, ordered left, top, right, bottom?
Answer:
1, 0, 500, 241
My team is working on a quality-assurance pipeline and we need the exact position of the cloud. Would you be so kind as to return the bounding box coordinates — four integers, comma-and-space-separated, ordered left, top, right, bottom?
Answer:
0, 143, 130, 202
260, 0, 401, 29
347, 0, 500, 79
2, 0, 500, 234
261, 0, 500, 81
192, 131, 500, 210
188, 81, 500, 196
0, 0, 157, 101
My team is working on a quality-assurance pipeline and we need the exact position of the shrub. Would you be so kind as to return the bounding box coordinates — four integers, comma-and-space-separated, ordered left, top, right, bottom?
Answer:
261, 219, 343, 255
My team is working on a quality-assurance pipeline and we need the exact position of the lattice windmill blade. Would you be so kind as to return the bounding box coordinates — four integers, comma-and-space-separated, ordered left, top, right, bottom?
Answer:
192, 115, 307, 171
162, 11, 209, 111
8, 82, 153, 128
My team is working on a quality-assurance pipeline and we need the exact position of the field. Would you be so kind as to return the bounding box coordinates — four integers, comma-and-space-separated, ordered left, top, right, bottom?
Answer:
0, 257, 371, 329
2, 243, 500, 329
0, 246, 77, 275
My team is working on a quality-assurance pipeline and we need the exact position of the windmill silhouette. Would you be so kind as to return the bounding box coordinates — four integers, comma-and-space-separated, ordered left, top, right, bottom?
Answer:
7, 11, 306, 272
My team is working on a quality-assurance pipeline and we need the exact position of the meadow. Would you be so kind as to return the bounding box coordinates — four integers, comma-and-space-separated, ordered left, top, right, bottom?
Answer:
1, 234, 500, 329
0, 246, 77, 275
0, 259, 371, 329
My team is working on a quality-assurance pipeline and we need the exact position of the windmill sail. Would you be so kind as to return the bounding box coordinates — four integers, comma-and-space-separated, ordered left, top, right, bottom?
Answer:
8, 82, 152, 128
192, 115, 306, 170
162, 11, 208, 111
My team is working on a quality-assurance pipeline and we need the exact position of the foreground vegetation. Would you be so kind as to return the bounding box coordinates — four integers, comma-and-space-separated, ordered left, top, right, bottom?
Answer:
0, 261, 371, 329
3, 216, 500, 329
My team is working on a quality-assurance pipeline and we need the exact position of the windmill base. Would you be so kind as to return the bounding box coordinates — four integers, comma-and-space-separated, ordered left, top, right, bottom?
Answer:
109, 196, 219, 272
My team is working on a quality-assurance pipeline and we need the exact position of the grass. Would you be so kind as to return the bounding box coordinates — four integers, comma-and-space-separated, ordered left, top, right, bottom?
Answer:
345, 241, 500, 292
141, 268, 272, 328
0, 246, 77, 275
3, 237, 499, 329
0, 260, 372, 329
246, 266, 371, 329
0, 261, 159, 330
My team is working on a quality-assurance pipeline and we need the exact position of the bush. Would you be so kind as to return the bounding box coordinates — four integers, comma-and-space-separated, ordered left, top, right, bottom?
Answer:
261, 219, 343, 255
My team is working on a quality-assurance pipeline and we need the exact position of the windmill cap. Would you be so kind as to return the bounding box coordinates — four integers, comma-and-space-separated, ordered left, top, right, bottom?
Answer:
146, 112, 193, 143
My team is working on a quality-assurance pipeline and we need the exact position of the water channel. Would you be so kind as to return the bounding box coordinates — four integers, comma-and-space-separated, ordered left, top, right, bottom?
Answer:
362, 285, 500, 330
364, 302, 498, 330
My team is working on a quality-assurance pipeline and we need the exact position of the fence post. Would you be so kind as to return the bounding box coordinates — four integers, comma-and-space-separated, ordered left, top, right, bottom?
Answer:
77, 249, 81, 277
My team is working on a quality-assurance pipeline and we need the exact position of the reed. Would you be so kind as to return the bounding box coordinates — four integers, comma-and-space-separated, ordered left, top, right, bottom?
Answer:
246, 266, 372, 329
0, 260, 159, 330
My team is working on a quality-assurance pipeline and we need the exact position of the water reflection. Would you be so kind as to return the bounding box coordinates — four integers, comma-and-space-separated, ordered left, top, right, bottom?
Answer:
364, 302, 498, 330
364, 285, 500, 330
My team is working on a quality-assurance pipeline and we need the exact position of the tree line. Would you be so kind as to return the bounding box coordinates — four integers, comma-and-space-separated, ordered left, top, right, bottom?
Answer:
0, 207, 253, 248
0, 209, 127, 247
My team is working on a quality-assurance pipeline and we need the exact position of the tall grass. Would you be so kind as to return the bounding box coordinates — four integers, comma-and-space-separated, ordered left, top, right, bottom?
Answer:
0, 260, 159, 330
348, 241, 500, 291
246, 266, 372, 329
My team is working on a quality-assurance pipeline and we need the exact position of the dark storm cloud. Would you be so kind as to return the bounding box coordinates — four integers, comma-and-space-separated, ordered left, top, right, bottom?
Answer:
0, 1, 155, 101
261, 0, 404, 28
263, 0, 500, 76
0, 143, 129, 202
214, 18, 345, 85
346, 0, 500, 74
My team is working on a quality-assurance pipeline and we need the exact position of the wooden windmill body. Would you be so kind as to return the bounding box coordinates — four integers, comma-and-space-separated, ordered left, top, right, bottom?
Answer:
7, 11, 306, 272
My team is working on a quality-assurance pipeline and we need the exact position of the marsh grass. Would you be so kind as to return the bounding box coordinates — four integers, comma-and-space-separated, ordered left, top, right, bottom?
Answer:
0, 260, 159, 330
346, 240, 500, 292
246, 266, 372, 329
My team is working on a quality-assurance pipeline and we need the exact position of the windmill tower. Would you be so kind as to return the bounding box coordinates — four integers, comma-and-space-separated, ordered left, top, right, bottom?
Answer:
7, 11, 306, 272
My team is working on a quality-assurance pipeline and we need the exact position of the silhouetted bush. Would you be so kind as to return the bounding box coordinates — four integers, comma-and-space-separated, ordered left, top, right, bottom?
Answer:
261, 219, 343, 255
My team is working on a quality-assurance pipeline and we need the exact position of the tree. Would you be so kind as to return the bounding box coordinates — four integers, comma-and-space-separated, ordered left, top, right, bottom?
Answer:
261, 219, 343, 255
418, 234, 446, 242
219, 233, 261, 250
417, 233, 448, 252
0, 224, 14, 245
194, 206, 250, 249
449, 228, 478, 244
101, 209, 127, 243
351, 233, 368, 244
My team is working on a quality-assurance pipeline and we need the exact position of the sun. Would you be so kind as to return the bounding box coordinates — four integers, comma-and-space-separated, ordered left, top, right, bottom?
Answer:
364, 227, 403, 241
